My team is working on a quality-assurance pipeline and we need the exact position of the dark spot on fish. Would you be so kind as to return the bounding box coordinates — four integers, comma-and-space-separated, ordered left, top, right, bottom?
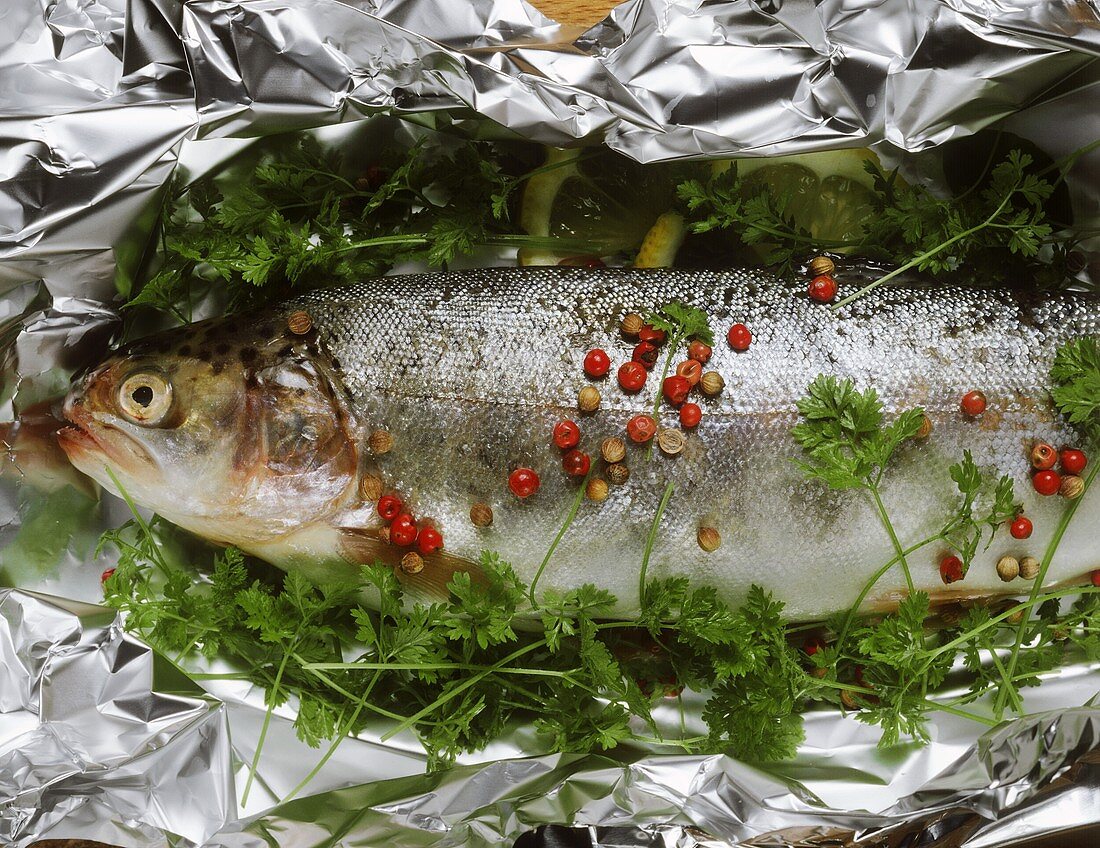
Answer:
239, 347, 258, 365
330, 357, 341, 371
211, 360, 225, 376
259, 323, 275, 338
178, 344, 192, 356
215, 343, 231, 356
293, 387, 306, 397
196, 349, 212, 362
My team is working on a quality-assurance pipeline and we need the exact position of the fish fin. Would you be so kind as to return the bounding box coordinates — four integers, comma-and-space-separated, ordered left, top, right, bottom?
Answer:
337, 528, 485, 602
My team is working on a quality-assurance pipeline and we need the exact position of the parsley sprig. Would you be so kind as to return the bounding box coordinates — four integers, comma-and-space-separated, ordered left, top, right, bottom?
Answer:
793, 376, 926, 592
642, 302, 714, 456
133, 136, 605, 320
676, 148, 1079, 304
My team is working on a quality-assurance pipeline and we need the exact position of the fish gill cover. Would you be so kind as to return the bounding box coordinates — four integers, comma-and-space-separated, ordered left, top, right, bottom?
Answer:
1, 1, 1100, 847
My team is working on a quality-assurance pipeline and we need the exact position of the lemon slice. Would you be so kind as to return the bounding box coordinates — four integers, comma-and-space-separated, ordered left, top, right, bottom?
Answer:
518, 148, 697, 267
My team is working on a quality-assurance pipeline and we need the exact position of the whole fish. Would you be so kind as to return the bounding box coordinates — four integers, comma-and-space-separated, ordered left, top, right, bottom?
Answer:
58, 269, 1100, 619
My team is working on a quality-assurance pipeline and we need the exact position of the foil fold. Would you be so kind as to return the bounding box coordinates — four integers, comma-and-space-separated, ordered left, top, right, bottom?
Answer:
0, 589, 233, 847
2, 0, 1100, 846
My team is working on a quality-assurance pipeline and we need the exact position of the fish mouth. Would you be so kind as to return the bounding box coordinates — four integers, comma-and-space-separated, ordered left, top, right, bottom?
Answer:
57, 405, 156, 474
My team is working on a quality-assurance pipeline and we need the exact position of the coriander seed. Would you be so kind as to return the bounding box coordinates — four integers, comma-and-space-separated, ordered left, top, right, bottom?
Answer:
369, 429, 394, 455
578, 385, 601, 413
607, 463, 630, 485
1019, 556, 1040, 580
600, 436, 626, 464
358, 473, 384, 502
700, 371, 725, 397
621, 312, 644, 337
470, 502, 494, 527
287, 310, 312, 335
996, 555, 1019, 582
809, 256, 835, 277
585, 478, 609, 502
697, 526, 721, 552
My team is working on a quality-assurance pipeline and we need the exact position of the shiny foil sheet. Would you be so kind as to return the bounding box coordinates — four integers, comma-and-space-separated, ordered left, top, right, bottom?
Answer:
2, 1, 1100, 846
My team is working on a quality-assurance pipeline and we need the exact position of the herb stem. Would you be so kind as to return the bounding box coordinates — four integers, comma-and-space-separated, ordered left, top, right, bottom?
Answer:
241, 641, 295, 805
868, 484, 915, 595
639, 482, 675, 607
104, 467, 172, 578
927, 701, 999, 727
529, 469, 592, 606
379, 639, 548, 742
302, 661, 572, 678
993, 462, 1098, 718
281, 671, 379, 803
832, 188, 1017, 310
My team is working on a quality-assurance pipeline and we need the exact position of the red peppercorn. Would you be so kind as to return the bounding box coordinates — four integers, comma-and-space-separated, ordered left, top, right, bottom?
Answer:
960, 390, 987, 417
583, 348, 611, 378
552, 420, 581, 450
1031, 442, 1057, 471
803, 636, 824, 656
562, 449, 591, 477
808, 274, 838, 303
627, 414, 657, 443
361, 164, 388, 190
675, 359, 702, 387
1033, 470, 1062, 496
509, 467, 540, 498
679, 402, 702, 428
639, 325, 667, 345
390, 514, 417, 546
631, 341, 660, 370
687, 340, 712, 363
618, 361, 648, 392
1010, 516, 1033, 540
1092, 570, 1100, 587
100, 568, 115, 585
662, 375, 692, 406
1061, 448, 1088, 476
939, 555, 964, 584
377, 495, 403, 522
727, 323, 752, 351
416, 525, 443, 555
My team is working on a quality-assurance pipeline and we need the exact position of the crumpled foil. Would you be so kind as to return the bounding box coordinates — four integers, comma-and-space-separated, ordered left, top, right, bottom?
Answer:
2, 0, 1099, 846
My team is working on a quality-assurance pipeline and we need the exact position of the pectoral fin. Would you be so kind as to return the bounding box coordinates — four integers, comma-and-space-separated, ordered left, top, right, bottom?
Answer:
338, 528, 485, 601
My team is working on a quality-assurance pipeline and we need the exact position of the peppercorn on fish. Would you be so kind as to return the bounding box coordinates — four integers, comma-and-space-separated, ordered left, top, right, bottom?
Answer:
59, 269, 1100, 619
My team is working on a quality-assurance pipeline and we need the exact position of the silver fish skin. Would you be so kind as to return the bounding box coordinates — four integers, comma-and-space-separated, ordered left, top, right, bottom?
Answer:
61, 268, 1100, 619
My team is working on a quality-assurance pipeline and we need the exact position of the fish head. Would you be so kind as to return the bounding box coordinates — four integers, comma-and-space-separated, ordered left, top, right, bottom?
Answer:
58, 313, 360, 546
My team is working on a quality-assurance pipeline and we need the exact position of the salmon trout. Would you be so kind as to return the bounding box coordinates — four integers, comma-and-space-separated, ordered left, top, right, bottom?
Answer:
58, 269, 1100, 619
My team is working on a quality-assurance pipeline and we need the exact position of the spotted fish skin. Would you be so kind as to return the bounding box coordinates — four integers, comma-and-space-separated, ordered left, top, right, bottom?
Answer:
62, 268, 1100, 619
288, 268, 1100, 617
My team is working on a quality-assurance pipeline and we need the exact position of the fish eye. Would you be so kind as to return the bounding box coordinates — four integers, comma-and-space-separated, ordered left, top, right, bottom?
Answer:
118, 372, 173, 426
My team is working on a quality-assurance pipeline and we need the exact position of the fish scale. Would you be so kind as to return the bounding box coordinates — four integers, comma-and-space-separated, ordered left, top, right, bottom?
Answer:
284, 268, 1100, 617
61, 268, 1100, 619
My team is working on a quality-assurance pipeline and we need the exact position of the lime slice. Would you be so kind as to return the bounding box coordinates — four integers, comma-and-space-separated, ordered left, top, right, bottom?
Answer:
519, 146, 887, 267
519, 148, 697, 267
718, 148, 885, 250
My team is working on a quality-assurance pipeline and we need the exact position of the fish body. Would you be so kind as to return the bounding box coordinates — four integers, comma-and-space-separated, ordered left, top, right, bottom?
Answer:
60, 269, 1100, 619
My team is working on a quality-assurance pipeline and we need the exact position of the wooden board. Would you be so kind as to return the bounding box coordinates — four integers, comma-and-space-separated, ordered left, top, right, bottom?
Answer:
531, 0, 620, 27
